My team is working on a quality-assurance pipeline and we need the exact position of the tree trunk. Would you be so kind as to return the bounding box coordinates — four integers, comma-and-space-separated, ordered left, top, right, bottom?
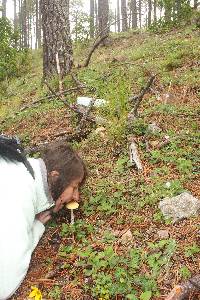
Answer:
138, 0, 142, 28
24, 0, 28, 48
194, 0, 198, 8
153, 0, 157, 22
14, 0, 17, 30
35, 0, 39, 49
130, 0, 137, 29
21, 0, 28, 48
175, 0, 182, 20
148, 0, 152, 27
35, 0, 42, 48
38, 0, 42, 48
18, 0, 22, 48
41, 0, 73, 78
95, 0, 98, 36
165, 1, 172, 22
90, 0, 95, 38
114, 8, 117, 32
2, 0, 7, 17
121, 0, 128, 31
98, 0, 109, 39
117, 0, 120, 32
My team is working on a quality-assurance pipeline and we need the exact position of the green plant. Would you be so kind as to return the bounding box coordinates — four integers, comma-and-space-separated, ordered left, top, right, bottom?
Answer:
179, 266, 191, 279
176, 158, 193, 174
147, 239, 177, 277
48, 286, 61, 299
0, 17, 29, 82
184, 244, 200, 257
60, 220, 95, 242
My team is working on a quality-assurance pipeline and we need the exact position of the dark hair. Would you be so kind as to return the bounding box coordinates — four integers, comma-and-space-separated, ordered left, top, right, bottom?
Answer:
0, 135, 35, 178
41, 141, 87, 200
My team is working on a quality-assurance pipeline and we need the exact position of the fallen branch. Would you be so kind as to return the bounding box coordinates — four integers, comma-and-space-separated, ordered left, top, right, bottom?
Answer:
129, 74, 156, 118
82, 34, 109, 68
0, 86, 87, 126
71, 72, 86, 88
129, 137, 143, 171
44, 80, 96, 123
165, 275, 200, 300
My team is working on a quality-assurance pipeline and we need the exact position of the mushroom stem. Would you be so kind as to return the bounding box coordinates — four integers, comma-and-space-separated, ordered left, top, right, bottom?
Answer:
71, 209, 74, 225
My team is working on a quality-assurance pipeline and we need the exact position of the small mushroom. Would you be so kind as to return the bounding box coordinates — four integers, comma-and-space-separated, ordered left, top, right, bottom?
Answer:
66, 201, 79, 224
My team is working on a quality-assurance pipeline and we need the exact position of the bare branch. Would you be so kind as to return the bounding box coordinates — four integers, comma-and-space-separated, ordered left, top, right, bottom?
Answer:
129, 137, 143, 171
82, 34, 109, 68
130, 74, 156, 118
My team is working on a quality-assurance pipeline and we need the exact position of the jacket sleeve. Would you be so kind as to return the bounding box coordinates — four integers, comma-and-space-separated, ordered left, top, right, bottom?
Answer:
32, 219, 45, 249
0, 159, 46, 300
0, 218, 45, 300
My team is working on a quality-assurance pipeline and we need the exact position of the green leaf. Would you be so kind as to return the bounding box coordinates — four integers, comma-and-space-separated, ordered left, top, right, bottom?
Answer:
126, 294, 138, 300
140, 291, 152, 300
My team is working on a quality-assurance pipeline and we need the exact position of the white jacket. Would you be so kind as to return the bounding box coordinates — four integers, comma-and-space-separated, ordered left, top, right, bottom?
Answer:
0, 158, 54, 299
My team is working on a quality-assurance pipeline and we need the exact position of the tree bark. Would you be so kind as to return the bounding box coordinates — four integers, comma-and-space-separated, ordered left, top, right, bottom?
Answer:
94, 0, 98, 35
90, 0, 95, 38
130, 0, 137, 29
194, 0, 198, 8
14, 0, 17, 30
153, 0, 157, 22
98, 0, 109, 38
138, 0, 142, 28
18, 0, 22, 48
41, 0, 73, 78
2, 0, 7, 17
165, 1, 172, 22
22, 0, 28, 48
35, 0, 39, 48
148, 0, 152, 27
117, 0, 120, 32
121, 0, 128, 31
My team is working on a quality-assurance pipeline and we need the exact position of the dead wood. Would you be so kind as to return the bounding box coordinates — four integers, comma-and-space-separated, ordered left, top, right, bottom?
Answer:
20, 81, 97, 155
44, 80, 95, 124
126, 76, 156, 172
25, 127, 93, 155
81, 34, 109, 68
71, 72, 86, 88
165, 275, 200, 300
0, 86, 88, 126
129, 74, 156, 118
129, 137, 143, 171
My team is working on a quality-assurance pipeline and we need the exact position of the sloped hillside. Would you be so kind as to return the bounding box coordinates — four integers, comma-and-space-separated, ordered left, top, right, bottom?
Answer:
0, 25, 199, 300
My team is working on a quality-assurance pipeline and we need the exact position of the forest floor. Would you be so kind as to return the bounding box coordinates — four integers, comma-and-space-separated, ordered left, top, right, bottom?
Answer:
0, 25, 200, 300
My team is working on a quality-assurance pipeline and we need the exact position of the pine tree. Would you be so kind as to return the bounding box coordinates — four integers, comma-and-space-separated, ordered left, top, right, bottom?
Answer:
121, 0, 128, 31
2, 0, 7, 17
90, 0, 95, 38
98, 0, 109, 37
41, 0, 73, 78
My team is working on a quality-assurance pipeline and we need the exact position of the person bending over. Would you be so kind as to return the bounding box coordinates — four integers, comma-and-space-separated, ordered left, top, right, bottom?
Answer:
0, 136, 87, 300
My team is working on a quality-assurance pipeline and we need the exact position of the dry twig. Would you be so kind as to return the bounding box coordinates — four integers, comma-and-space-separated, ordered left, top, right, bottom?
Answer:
82, 34, 109, 68
129, 74, 156, 118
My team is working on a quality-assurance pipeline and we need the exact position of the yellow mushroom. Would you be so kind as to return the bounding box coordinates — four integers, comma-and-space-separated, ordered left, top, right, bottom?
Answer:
66, 201, 79, 210
66, 201, 79, 224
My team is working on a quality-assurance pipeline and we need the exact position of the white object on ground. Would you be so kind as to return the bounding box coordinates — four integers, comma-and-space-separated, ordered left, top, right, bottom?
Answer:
130, 140, 143, 171
77, 96, 106, 107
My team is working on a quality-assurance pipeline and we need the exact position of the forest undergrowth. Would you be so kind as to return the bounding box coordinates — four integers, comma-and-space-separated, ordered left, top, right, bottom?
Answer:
0, 25, 200, 300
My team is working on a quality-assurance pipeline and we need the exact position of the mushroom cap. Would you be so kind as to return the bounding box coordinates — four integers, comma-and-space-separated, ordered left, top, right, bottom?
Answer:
66, 201, 79, 210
